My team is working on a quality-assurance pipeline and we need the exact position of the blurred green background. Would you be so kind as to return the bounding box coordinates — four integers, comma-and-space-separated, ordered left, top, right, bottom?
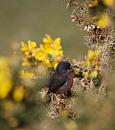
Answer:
0, 0, 86, 58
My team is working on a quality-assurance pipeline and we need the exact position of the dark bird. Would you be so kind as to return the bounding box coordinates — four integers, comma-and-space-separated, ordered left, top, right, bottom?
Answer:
47, 61, 75, 95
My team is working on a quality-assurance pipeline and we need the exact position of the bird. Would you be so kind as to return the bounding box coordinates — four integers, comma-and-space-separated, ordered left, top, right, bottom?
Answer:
47, 61, 75, 96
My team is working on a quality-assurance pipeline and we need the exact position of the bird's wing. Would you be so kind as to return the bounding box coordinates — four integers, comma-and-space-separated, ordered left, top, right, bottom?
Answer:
47, 73, 67, 94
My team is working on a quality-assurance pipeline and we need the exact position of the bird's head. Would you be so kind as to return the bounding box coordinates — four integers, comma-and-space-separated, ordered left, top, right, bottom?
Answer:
56, 61, 72, 73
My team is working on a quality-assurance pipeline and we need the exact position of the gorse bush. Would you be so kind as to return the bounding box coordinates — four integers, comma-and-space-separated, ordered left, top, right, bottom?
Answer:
0, 0, 115, 130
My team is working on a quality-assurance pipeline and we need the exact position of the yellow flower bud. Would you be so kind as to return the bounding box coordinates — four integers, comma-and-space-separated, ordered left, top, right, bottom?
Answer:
20, 70, 35, 78
90, 70, 98, 78
88, 0, 98, 7
53, 61, 59, 69
83, 71, 89, 78
43, 35, 52, 43
97, 13, 110, 28
21, 58, 29, 66
84, 60, 91, 67
13, 86, 25, 102
21, 40, 37, 55
21, 42, 27, 52
34, 51, 46, 61
87, 49, 96, 61
28, 40, 37, 49
0, 57, 12, 99
0, 80, 12, 99
43, 58, 51, 68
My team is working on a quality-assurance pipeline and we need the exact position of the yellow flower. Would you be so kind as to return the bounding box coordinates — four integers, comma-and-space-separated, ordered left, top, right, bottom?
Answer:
20, 35, 63, 69
90, 70, 98, 78
44, 46, 54, 54
103, 0, 114, 7
34, 50, 46, 61
88, 0, 98, 7
21, 58, 29, 66
21, 40, 37, 51
84, 60, 91, 67
43, 34, 53, 44
83, 71, 90, 78
0, 57, 12, 99
97, 13, 110, 28
35, 35, 63, 68
21, 40, 37, 56
87, 49, 96, 61
13, 85, 25, 102
53, 37, 62, 50
0, 80, 12, 99
43, 58, 51, 68
53, 61, 59, 69
20, 70, 35, 78
27, 40, 37, 49
21, 42, 28, 52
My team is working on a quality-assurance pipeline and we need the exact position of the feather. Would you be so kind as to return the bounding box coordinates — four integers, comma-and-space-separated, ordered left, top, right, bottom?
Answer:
47, 72, 68, 94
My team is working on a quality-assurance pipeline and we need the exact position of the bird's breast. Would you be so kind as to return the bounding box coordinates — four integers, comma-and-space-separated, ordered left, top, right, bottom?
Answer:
55, 70, 74, 94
